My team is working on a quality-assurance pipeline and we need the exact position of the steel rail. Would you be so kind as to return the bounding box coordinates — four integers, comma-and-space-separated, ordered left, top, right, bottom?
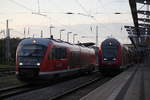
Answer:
50, 76, 108, 100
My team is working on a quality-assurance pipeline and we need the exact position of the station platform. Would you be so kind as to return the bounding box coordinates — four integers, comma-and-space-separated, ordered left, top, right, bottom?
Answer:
80, 64, 150, 100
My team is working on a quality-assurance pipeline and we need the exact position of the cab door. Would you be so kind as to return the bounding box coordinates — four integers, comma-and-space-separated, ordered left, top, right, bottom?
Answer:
43, 45, 54, 72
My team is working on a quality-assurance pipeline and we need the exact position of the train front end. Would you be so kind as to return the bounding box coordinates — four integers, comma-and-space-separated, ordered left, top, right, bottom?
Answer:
99, 38, 121, 72
16, 38, 49, 80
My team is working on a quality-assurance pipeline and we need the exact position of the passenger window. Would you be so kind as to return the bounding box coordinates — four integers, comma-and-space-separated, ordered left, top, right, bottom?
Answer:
51, 47, 67, 60
61, 48, 67, 59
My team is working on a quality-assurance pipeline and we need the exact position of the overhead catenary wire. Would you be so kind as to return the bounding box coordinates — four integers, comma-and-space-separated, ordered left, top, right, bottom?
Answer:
74, 0, 101, 35
7, 0, 33, 12
7, 0, 108, 31
46, 0, 95, 26
75, 0, 90, 15
75, 0, 117, 41
0, 12, 32, 15
74, 0, 106, 25
39, 0, 95, 36
4, 0, 122, 39
75, 0, 98, 22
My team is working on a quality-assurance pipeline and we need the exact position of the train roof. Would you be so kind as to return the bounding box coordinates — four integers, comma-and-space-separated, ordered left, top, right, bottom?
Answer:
19, 38, 94, 49
101, 38, 120, 46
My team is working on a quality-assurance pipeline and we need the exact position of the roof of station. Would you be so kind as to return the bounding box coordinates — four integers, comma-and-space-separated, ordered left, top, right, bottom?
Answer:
125, 0, 150, 48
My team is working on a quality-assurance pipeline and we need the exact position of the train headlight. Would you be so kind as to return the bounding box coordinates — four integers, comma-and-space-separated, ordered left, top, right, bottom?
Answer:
19, 62, 23, 66
104, 58, 107, 60
113, 58, 116, 60
32, 40, 37, 43
36, 63, 40, 66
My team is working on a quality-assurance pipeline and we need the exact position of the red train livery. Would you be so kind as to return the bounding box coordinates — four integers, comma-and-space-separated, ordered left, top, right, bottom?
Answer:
99, 38, 132, 73
16, 38, 96, 80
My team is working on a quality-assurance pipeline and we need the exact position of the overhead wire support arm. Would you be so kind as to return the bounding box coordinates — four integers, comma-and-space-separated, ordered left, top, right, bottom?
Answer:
32, 0, 47, 17
75, 0, 97, 22
38, 0, 40, 13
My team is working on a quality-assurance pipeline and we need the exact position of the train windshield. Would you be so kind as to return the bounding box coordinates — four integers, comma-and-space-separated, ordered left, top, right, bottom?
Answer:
102, 47, 118, 58
18, 44, 47, 57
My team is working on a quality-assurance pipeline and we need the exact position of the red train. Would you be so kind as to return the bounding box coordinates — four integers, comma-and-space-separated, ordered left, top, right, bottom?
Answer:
99, 38, 133, 73
16, 38, 97, 81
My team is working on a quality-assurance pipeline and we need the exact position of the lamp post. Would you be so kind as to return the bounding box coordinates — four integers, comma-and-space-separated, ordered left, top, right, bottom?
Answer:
59, 29, 65, 40
49, 26, 55, 38
73, 34, 78, 44
41, 30, 43, 38
67, 32, 72, 42
96, 25, 98, 46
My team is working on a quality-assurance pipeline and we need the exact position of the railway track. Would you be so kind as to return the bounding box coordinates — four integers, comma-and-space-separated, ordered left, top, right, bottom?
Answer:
0, 71, 15, 76
0, 74, 90, 99
0, 68, 15, 77
0, 84, 31, 99
0, 82, 58, 99
50, 76, 110, 100
0, 67, 15, 72
0, 72, 111, 100
0, 83, 50, 99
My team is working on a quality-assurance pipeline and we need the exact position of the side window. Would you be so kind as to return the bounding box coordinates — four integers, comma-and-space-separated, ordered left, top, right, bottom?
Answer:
50, 47, 67, 60
62, 48, 67, 59
54, 48, 60, 59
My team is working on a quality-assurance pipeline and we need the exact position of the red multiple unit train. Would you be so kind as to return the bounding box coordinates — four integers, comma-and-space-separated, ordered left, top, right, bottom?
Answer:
99, 38, 134, 73
16, 38, 134, 81
16, 38, 97, 80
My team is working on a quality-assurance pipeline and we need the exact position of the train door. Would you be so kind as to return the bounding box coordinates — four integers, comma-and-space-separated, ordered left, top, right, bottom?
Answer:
52, 47, 68, 71
69, 46, 81, 69
47, 45, 55, 71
